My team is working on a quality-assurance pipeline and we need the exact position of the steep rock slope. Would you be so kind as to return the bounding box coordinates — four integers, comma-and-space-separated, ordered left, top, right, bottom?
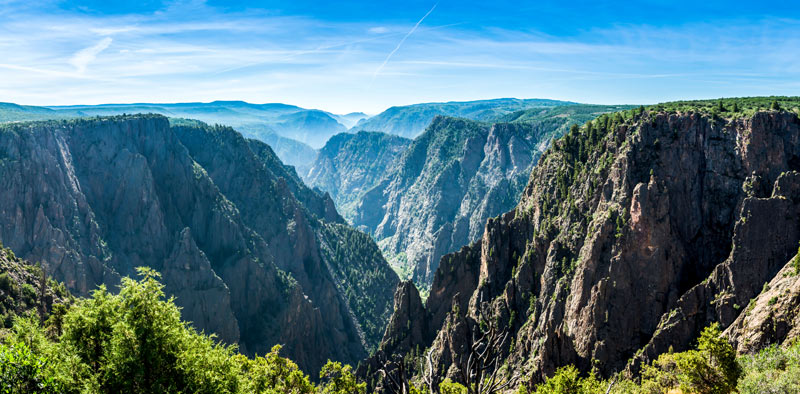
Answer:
352, 98, 573, 139
0, 115, 398, 373
353, 106, 626, 287
364, 99, 800, 388
725, 256, 800, 353
306, 131, 411, 222
354, 117, 545, 285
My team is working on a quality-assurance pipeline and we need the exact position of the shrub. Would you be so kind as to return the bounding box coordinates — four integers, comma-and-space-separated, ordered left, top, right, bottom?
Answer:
0, 342, 61, 394
0, 272, 16, 294
533, 365, 604, 394
737, 342, 800, 394
318, 360, 365, 394
439, 379, 468, 394
21, 284, 37, 304
640, 323, 740, 394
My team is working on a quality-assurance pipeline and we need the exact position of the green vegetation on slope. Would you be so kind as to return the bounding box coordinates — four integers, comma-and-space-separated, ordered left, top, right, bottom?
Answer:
645, 96, 800, 117
317, 222, 399, 351
513, 324, 799, 394
0, 244, 71, 331
2, 260, 796, 393
0, 268, 366, 394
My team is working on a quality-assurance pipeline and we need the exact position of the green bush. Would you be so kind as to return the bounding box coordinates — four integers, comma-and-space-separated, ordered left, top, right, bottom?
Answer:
439, 379, 467, 394
0, 342, 61, 394
318, 361, 365, 394
532, 365, 604, 394
20, 284, 37, 304
737, 342, 800, 394
236, 345, 314, 394
1, 267, 370, 394
638, 323, 739, 394
0, 272, 17, 294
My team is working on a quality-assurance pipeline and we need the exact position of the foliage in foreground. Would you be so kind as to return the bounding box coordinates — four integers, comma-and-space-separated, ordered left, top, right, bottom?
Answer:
0, 268, 364, 394
0, 240, 796, 394
513, 323, 799, 394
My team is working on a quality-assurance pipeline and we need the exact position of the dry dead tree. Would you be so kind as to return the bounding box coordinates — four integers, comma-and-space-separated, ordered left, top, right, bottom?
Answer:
377, 353, 414, 394
451, 299, 519, 394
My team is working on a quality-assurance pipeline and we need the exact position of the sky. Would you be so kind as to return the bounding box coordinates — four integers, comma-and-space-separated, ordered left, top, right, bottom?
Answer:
0, 0, 799, 114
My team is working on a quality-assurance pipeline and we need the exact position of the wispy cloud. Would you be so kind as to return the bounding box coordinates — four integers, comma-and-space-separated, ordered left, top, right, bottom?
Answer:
372, 3, 437, 79
0, 1, 798, 113
69, 37, 112, 73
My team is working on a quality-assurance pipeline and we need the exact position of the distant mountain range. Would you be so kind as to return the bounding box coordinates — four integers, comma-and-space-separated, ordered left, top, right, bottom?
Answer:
0, 101, 344, 173
350, 98, 577, 139
1, 99, 583, 179
46, 101, 357, 150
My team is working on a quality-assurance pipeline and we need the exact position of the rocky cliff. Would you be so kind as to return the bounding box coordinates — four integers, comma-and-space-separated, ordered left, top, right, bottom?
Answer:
352, 106, 629, 288
354, 116, 545, 286
306, 131, 411, 222
0, 115, 398, 373
725, 255, 800, 353
364, 99, 800, 388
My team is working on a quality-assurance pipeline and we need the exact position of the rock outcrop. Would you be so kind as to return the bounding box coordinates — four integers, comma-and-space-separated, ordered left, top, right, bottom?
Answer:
0, 115, 398, 373
364, 104, 800, 389
725, 257, 800, 353
306, 131, 411, 222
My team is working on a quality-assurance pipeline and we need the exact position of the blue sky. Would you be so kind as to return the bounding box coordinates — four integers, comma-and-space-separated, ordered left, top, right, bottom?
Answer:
0, 0, 798, 114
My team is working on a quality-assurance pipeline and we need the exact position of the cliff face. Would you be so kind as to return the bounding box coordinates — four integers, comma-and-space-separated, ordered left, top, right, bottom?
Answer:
367, 107, 800, 387
0, 115, 398, 373
725, 256, 800, 353
354, 116, 559, 287
306, 131, 411, 222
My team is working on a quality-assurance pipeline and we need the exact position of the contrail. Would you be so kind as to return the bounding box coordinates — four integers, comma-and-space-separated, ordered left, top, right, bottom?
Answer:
373, 3, 437, 79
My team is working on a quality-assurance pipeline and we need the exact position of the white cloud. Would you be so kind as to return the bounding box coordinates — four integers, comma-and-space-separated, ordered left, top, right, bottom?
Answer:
0, 0, 798, 113
373, 3, 437, 79
69, 37, 112, 73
